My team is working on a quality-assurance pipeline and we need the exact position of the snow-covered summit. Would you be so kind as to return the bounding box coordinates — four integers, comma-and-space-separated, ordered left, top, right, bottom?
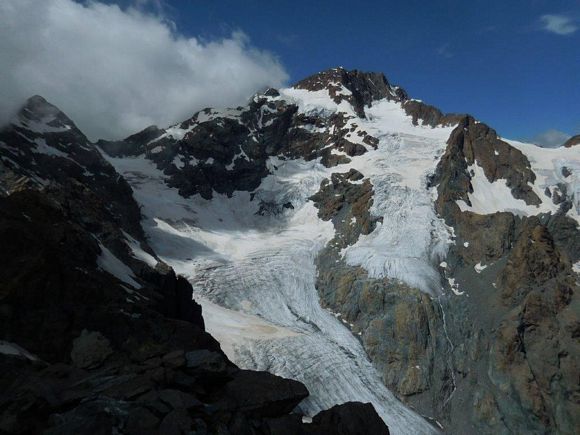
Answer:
292, 67, 408, 117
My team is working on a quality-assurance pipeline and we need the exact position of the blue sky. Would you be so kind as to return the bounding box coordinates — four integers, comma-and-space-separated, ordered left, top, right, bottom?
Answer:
125, 0, 579, 144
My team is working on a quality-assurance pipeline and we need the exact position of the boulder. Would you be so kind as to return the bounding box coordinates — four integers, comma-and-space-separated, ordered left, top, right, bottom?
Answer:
70, 330, 113, 369
215, 370, 309, 418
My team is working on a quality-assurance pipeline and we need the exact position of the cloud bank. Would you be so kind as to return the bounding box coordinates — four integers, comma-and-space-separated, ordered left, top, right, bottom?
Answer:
530, 129, 571, 148
0, 0, 288, 140
540, 14, 578, 35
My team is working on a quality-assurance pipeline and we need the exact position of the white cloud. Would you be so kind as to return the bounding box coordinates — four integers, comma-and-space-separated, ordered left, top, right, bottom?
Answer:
540, 14, 578, 35
530, 129, 571, 148
0, 0, 288, 140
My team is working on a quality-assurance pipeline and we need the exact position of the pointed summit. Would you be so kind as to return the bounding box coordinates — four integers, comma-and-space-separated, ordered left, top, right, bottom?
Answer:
14, 95, 79, 134
293, 67, 408, 117
0, 94, 118, 196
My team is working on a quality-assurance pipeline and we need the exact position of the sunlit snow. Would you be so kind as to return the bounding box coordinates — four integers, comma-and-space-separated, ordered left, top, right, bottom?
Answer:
279, 89, 456, 295
458, 139, 580, 224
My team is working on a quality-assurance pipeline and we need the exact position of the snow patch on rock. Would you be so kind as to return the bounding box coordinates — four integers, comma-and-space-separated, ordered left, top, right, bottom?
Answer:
97, 242, 141, 289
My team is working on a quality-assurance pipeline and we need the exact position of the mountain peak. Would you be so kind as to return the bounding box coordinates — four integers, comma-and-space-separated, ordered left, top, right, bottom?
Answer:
13, 95, 77, 134
293, 67, 408, 117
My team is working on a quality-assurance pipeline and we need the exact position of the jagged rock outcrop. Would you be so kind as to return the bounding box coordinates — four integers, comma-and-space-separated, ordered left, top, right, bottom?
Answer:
294, 67, 408, 117
432, 116, 541, 226
0, 96, 144, 239
401, 100, 464, 128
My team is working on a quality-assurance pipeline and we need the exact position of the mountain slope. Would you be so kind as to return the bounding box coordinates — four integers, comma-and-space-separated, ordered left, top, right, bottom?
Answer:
98, 67, 579, 434
0, 95, 390, 434
1, 67, 578, 434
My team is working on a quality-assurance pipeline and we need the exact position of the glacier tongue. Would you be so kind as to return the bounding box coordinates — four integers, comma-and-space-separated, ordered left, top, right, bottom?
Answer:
103, 151, 439, 434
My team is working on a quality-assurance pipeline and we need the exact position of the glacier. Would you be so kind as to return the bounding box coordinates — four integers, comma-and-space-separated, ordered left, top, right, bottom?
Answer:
103, 140, 442, 434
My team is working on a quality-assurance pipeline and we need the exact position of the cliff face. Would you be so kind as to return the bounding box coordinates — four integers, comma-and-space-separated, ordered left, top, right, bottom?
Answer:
427, 118, 579, 433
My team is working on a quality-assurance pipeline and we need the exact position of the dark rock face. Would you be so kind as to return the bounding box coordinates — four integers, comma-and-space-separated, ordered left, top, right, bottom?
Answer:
214, 370, 308, 418
310, 402, 391, 435
310, 168, 378, 242
294, 67, 408, 117
70, 330, 114, 369
490, 220, 578, 432
260, 402, 390, 435
0, 97, 390, 434
402, 99, 465, 127
0, 96, 144, 239
98, 124, 165, 157
432, 116, 541, 227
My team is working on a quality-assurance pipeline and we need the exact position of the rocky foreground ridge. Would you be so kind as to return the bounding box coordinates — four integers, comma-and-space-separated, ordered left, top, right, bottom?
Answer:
1, 67, 578, 435
0, 96, 389, 434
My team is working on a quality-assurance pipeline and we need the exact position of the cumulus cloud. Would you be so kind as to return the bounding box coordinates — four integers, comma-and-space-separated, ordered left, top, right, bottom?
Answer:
530, 129, 571, 148
540, 14, 578, 35
0, 0, 288, 140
